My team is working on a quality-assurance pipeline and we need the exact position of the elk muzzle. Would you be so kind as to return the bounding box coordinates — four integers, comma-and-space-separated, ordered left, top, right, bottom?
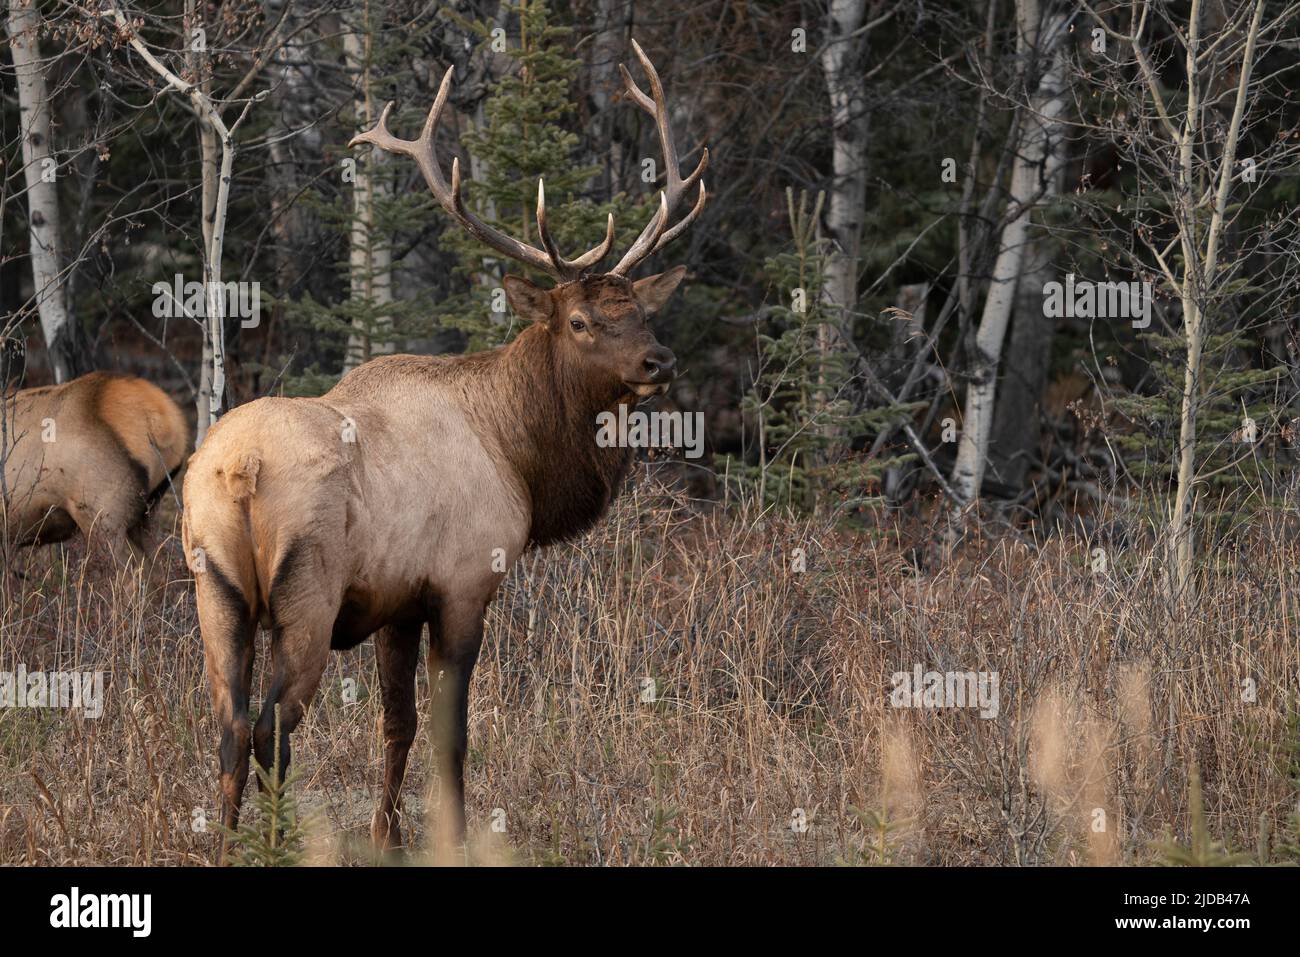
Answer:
643, 346, 676, 384
628, 344, 676, 396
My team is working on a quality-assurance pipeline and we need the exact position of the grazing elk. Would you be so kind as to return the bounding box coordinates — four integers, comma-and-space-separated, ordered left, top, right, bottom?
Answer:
182, 41, 707, 858
3, 371, 189, 563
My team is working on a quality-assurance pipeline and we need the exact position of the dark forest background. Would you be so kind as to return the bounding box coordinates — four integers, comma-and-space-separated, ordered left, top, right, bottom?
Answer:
5, 0, 1300, 563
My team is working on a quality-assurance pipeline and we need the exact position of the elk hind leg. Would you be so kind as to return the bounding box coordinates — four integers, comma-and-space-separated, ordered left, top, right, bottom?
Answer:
196, 563, 256, 861
253, 539, 337, 782
252, 615, 331, 791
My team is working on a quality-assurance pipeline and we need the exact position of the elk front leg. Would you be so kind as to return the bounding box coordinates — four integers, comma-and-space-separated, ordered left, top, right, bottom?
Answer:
428, 598, 485, 854
69, 494, 144, 570
371, 621, 421, 851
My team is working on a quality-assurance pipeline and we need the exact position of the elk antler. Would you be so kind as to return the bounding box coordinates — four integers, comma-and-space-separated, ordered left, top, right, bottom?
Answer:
349, 66, 614, 283
610, 39, 709, 277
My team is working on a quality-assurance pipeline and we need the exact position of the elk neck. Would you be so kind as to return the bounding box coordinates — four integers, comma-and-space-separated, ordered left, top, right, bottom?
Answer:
482, 322, 634, 547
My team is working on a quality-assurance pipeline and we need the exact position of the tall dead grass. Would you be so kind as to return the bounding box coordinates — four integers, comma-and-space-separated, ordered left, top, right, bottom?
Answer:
1, 479, 1297, 865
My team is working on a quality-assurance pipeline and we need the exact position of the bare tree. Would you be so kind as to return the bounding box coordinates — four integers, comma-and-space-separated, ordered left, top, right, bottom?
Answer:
816, 0, 900, 478
1078, 0, 1283, 596
103, 0, 291, 444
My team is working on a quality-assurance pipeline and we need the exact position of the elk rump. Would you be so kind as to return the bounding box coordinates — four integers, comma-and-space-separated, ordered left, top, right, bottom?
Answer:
2, 372, 189, 559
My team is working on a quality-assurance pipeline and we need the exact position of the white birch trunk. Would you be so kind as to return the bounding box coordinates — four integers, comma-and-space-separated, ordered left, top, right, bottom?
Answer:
199, 135, 239, 444
819, 0, 869, 331
949, 2, 1068, 506
343, 19, 394, 373
195, 120, 220, 446
814, 0, 871, 483
7, 0, 74, 383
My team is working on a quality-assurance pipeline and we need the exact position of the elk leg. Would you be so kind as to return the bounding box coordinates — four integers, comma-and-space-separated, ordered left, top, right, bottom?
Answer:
123, 505, 151, 565
252, 619, 331, 788
65, 504, 118, 565
371, 621, 421, 851
428, 598, 486, 851
125, 517, 151, 559
215, 645, 254, 859
67, 496, 142, 569
12, 507, 77, 548
96, 527, 135, 569
195, 566, 256, 863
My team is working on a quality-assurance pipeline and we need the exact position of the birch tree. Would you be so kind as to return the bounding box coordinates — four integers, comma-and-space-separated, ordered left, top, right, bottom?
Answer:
819, 0, 872, 330
342, 3, 395, 373
986, 207, 1060, 491
817, 0, 899, 470
949, 2, 1069, 507
6, 0, 84, 382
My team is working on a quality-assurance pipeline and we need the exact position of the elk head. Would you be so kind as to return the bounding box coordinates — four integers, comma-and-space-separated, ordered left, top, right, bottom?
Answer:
348, 40, 708, 402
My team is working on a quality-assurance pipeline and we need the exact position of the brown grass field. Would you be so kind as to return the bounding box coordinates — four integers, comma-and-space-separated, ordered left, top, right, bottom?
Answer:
2, 478, 1298, 866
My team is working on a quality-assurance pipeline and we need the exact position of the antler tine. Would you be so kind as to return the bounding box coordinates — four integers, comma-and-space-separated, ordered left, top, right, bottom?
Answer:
536, 180, 617, 278
612, 192, 669, 277
535, 179, 566, 274
346, 68, 448, 189
611, 40, 710, 276
569, 213, 616, 270
347, 100, 434, 187
621, 40, 709, 189
346, 100, 397, 150
650, 181, 706, 256
350, 66, 569, 280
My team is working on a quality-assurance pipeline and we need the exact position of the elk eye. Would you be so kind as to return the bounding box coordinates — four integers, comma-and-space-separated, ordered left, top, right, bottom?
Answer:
569, 318, 587, 332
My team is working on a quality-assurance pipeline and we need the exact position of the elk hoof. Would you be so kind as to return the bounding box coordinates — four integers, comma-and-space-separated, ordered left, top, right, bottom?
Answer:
371, 810, 403, 851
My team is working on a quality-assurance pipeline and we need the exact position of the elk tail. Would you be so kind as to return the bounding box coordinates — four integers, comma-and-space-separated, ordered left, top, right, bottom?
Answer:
222, 451, 262, 501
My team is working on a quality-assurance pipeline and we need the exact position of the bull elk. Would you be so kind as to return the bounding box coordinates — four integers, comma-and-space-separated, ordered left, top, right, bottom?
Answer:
2, 371, 189, 563
182, 41, 708, 857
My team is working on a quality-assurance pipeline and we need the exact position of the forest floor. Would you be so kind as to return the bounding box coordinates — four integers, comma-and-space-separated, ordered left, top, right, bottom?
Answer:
2, 478, 1298, 865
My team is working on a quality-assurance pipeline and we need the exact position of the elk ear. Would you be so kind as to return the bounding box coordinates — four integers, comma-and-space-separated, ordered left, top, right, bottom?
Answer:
503, 275, 554, 323
632, 265, 687, 314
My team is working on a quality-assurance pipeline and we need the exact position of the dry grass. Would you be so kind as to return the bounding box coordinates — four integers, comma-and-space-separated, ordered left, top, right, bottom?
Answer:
2, 478, 1298, 865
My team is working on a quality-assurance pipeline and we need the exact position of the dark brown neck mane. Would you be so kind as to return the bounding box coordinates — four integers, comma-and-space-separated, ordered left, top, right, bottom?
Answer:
485, 323, 634, 546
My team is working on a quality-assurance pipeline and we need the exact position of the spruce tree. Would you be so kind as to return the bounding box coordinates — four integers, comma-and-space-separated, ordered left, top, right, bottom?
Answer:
728, 189, 918, 514
1111, 326, 1286, 540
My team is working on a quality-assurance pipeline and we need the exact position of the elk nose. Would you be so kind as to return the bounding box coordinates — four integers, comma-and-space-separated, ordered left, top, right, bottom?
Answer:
644, 347, 677, 382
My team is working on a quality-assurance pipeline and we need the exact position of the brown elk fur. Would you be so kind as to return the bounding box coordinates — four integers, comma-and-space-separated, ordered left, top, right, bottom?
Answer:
2, 372, 189, 560
182, 269, 685, 858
